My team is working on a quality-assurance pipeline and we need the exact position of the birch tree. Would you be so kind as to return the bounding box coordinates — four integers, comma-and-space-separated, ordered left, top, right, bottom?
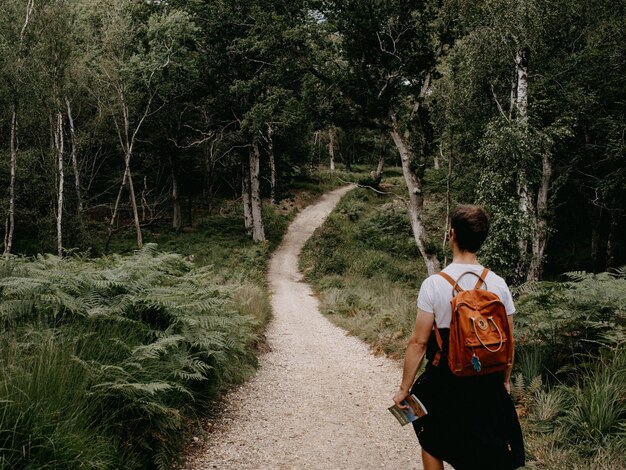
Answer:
1, 0, 35, 257
83, 3, 195, 249
323, 0, 442, 274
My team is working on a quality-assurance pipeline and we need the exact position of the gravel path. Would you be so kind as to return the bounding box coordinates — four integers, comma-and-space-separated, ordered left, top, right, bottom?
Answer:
183, 185, 426, 470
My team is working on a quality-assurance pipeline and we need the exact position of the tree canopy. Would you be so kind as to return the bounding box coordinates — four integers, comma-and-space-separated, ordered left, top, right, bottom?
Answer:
0, 0, 623, 280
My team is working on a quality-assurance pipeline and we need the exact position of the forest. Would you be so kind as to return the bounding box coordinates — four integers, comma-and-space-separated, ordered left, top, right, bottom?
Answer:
0, 0, 624, 469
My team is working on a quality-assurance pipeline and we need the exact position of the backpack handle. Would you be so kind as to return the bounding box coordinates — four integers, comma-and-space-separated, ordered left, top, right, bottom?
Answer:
438, 268, 489, 297
470, 316, 504, 353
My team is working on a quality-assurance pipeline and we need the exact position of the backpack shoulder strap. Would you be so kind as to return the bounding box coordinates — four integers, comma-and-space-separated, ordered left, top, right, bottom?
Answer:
438, 272, 463, 294
432, 271, 459, 367
474, 267, 490, 290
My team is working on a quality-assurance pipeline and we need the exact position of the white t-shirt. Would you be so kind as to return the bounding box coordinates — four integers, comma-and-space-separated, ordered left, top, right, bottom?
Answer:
417, 263, 515, 329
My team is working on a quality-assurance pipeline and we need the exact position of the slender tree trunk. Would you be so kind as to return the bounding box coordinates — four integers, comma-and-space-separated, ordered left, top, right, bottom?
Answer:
105, 167, 128, 251
515, 48, 530, 268
204, 141, 216, 210
527, 152, 552, 281
140, 176, 150, 222
389, 67, 440, 275
370, 154, 385, 185
346, 132, 354, 172
125, 155, 143, 248
515, 49, 529, 122
590, 205, 602, 272
110, 93, 145, 250
242, 161, 253, 236
4, 105, 18, 258
170, 154, 181, 231
328, 127, 336, 171
509, 67, 518, 119
249, 141, 266, 242
4, 0, 35, 258
267, 123, 276, 204
120, 98, 142, 249
390, 113, 440, 275
54, 111, 65, 257
606, 210, 620, 269
65, 97, 83, 216
442, 144, 453, 265
313, 130, 322, 170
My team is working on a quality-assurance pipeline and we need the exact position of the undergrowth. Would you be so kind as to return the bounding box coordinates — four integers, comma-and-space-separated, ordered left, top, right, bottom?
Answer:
301, 179, 626, 468
300, 176, 431, 357
0, 246, 270, 469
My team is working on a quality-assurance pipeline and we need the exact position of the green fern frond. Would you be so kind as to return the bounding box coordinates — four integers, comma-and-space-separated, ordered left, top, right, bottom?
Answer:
131, 335, 185, 360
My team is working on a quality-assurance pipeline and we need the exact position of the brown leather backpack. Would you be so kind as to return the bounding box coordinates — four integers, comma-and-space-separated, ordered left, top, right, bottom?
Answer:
432, 268, 513, 377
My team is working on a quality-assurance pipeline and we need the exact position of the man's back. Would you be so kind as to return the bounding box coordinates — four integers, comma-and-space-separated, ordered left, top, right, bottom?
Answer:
417, 262, 516, 329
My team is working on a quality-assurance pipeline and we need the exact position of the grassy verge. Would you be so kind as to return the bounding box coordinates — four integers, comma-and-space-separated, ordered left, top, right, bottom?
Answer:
300, 174, 430, 357
301, 176, 626, 468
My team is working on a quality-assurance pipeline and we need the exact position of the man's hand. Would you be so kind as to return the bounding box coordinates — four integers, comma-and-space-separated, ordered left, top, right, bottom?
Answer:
503, 381, 511, 395
393, 388, 410, 410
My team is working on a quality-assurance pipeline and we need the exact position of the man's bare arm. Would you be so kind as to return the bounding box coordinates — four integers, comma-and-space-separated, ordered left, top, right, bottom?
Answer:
393, 309, 435, 407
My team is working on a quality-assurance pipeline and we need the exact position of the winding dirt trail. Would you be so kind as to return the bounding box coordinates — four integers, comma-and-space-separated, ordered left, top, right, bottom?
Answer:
184, 185, 424, 469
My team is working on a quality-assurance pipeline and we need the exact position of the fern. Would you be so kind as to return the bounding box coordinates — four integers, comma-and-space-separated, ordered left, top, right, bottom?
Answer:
0, 246, 264, 469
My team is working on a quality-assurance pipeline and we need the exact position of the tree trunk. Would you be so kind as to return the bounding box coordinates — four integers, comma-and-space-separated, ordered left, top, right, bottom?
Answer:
590, 205, 602, 272
242, 161, 253, 236
4, 0, 35, 258
249, 141, 266, 242
54, 111, 65, 257
4, 105, 17, 258
515, 48, 530, 269
65, 97, 83, 217
527, 152, 552, 281
119, 97, 142, 249
267, 123, 276, 204
170, 154, 182, 231
515, 49, 529, 123
328, 127, 336, 171
509, 67, 518, 119
125, 155, 143, 249
140, 176, 151, 222
390, 113, 440, 275
442, 144, 453, 263
370, 155, 385, 185
606, 210, 620, 269
345, 132, 354, 172
105, 167, 128, 251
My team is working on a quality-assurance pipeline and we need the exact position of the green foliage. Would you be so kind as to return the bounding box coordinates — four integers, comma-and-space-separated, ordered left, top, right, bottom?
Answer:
301, 179, 429, 357
560, 351, 626, 452
514, 268, 626, 375
511, 268, 626, 466
0, 245, 268, 469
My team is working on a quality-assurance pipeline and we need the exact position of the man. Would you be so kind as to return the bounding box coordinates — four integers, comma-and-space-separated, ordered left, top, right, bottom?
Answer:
393, 205, 524, 470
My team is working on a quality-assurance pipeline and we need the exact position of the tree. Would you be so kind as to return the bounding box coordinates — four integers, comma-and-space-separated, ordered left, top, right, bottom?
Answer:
321, 0, 441, 274
0, 0, 36, 257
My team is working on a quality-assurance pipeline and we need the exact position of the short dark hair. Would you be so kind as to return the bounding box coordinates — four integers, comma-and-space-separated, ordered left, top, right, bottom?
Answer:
451, 205, 490, 253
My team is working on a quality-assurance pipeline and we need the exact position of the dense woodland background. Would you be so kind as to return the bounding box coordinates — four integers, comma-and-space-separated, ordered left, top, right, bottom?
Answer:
0, 0, 624, 469
0, 0, 624, 280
